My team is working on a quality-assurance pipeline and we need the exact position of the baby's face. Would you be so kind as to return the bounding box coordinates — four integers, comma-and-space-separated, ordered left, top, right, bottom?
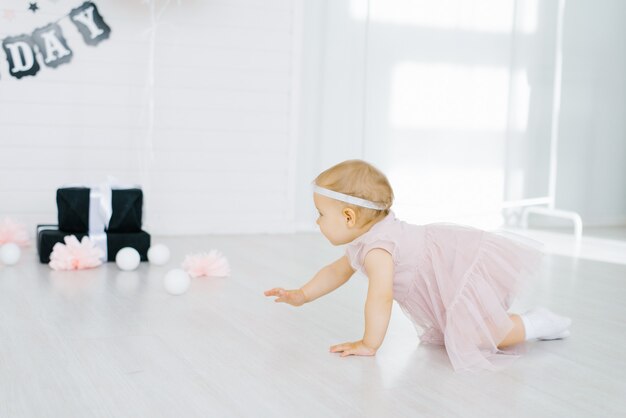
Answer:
313, 194, 357, 245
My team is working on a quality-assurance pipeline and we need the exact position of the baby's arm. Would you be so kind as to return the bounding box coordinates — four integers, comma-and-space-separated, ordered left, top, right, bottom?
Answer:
330, 248, 394, 356
302, 255, 355, 302
264, 255, 355, 306
362, 249, 394, 349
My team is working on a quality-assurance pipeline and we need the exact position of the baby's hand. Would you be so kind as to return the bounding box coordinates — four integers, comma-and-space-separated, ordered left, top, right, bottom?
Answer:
264, 288, 307, 307
329, 340, 377, 357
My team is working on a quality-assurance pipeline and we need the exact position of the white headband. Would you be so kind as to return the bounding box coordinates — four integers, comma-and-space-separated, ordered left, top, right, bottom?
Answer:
313, 186, 387, 210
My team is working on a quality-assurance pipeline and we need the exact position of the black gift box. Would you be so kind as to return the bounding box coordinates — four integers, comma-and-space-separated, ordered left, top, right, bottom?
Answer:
56, 187, 143, 233
37, 225, 150, 264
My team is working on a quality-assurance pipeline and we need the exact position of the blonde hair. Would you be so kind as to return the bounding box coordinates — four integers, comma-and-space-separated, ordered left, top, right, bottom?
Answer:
314, 159, 394, 226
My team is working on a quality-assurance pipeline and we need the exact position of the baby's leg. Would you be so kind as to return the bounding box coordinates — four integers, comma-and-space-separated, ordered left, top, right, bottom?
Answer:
497, 314, 526, 348
498, 308, 571, 349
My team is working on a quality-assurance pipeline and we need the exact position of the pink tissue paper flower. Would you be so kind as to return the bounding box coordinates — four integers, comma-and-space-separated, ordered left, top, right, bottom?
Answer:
182, 250, 231, 279
49, 235, 104, 271
0, 217, 30, 247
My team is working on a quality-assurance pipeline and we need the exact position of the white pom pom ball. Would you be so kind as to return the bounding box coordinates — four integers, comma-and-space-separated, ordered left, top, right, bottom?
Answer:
115, 247, 141, 271
0, 243, 21, 266
163, 268, 191, 295
147, 244, 170, 266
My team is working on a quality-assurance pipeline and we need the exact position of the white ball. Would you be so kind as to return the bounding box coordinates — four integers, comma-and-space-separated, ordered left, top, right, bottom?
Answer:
0, 243, 21, 266
115, 247, 141, 271
147, 244, 170, 266
163, 268, 191, 295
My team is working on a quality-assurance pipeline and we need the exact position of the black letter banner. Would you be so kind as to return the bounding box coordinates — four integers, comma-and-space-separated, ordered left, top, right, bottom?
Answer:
33, 23, 73, 69
70, 2, 111, 46
2, 34, 40, 79
0, 1, 112, 81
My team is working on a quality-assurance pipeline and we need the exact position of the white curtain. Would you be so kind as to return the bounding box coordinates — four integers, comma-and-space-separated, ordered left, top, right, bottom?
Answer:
306, 0, 559, 229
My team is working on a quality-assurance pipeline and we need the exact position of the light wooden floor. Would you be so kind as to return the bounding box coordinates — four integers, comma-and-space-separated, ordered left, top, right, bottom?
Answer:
1, 230, 625, 417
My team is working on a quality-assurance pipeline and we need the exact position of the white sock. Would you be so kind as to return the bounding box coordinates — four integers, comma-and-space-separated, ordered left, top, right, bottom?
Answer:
520, 307, 571, 341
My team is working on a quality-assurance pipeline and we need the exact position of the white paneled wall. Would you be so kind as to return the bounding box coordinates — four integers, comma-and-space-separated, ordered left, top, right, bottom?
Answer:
0, 0, 300, 235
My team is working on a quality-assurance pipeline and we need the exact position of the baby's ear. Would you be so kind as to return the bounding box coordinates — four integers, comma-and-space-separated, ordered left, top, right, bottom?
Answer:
343, 208, 356, 226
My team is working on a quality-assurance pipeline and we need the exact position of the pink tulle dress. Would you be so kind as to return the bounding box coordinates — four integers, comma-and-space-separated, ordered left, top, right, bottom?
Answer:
345, 211, 543, 372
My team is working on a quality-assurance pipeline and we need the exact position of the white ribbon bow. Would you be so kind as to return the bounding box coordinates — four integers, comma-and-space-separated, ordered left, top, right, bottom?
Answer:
63, 176, 140, 261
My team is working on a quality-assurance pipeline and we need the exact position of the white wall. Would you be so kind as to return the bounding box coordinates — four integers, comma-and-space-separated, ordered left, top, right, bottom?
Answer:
0, 0, 300, 235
